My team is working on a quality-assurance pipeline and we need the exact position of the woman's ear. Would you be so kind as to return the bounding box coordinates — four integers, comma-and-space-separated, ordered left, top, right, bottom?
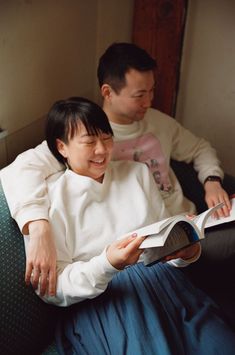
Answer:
101, 84, 112, 101
56, 139, 67, 158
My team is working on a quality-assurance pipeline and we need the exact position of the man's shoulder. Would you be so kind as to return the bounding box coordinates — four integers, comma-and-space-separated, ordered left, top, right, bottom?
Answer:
144, 108, 180, 136
145, 107, 174, 124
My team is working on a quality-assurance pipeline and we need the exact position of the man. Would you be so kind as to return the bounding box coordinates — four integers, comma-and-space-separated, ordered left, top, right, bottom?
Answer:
98, 43, 230, 216
0, 42, 231, 296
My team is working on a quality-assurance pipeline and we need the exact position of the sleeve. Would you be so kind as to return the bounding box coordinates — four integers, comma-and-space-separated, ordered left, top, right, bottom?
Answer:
167, 243, 202, 268
39, 249, 119, 307
0, 141, 64, 232
169, 118, 224, 183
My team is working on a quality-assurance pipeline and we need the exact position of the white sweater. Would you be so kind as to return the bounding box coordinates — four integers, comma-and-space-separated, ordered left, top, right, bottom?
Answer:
23, 161, 194, 307
110, 108, 224, 215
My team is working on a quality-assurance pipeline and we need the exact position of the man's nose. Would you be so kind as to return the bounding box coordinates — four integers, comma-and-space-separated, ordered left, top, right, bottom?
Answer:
142, 93, 152, 108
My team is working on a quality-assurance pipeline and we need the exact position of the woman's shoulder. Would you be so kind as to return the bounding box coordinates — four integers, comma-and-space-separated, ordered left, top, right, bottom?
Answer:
47, 169, 90, 195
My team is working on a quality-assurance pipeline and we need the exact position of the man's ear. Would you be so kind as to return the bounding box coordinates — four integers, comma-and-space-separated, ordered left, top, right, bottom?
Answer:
101, 84, 112, 101
56, 139, 67, 158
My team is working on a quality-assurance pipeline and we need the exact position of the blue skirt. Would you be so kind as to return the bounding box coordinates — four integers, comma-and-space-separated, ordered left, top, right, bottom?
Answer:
56, 262, 235, 355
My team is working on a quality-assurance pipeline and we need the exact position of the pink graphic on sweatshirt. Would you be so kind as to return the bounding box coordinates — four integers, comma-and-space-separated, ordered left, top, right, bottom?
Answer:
112, 132, 172, 192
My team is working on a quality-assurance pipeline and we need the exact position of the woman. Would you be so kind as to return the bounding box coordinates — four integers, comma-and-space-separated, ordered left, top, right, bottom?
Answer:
25, 97, 235, 354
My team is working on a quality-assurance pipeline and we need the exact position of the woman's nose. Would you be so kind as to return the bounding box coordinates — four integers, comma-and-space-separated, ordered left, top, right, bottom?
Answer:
95, 139, 106, 154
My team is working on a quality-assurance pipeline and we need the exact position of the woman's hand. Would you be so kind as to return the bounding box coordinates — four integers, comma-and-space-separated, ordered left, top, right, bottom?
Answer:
25, 220, 57, 296
163, 242, 201, 262
106, 234, 145, 270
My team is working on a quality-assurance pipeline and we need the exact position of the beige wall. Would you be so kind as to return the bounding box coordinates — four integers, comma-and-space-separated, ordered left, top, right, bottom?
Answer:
4, 0, 233, 176
0, 0, 134, 167
94, 0, 134, 104
176, 0, 235, 176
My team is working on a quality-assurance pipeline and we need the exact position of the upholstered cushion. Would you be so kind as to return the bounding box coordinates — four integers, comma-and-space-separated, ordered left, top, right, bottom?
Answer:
0, 182, 59, 355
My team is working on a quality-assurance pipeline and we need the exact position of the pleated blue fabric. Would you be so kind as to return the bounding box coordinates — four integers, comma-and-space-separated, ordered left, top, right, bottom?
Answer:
56, 262, 235, 355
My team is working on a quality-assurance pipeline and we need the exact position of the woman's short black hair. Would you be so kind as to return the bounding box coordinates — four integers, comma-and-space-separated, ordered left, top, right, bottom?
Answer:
45, 97, 113, 164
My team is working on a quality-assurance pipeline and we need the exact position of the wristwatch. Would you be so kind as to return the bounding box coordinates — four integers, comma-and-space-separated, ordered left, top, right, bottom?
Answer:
204, 175, 222, 185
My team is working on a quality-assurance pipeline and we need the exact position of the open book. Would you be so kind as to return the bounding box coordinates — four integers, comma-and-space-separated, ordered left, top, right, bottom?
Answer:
122, 201, 233, 265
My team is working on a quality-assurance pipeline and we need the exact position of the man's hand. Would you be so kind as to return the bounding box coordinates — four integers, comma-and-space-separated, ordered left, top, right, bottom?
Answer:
106, 234, 145, 270
204, 181, 231, 218
164, 242, 201, 262
25, 220, 57, 296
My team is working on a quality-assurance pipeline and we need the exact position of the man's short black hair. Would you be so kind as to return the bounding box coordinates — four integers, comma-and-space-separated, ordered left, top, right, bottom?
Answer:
97, 42, 157, 93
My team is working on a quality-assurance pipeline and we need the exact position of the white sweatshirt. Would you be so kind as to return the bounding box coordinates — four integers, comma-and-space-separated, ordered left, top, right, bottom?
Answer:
111, 108, 224, 215
22, 161, 197, 307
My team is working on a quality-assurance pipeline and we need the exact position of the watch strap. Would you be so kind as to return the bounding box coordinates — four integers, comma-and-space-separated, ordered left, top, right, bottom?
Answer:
204, 175, 222, 184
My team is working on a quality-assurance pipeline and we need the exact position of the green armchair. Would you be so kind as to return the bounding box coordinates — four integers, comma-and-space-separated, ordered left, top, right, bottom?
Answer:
0, 182, 59, 355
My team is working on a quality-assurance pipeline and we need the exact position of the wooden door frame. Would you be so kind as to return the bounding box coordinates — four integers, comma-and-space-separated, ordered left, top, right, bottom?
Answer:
132, 0, 188, 116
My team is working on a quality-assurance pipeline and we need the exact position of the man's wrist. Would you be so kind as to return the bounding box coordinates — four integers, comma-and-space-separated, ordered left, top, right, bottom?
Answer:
27, 219, 50, 237
204, 175, 222, 185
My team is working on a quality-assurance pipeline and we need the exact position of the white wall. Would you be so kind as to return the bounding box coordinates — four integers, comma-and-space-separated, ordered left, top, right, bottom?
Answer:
0, 0, 134, 166
176, 0, 235, 175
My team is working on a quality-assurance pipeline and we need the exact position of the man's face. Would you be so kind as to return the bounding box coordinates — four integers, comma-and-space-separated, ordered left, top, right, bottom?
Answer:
107, 69, 155, 124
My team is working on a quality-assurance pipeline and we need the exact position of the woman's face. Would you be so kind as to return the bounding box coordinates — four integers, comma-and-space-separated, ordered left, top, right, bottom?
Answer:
57, 122, 113, 182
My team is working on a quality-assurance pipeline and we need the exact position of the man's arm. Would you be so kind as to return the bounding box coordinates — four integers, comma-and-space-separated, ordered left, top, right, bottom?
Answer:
26, 220, 57, 296
0, 140, 64, 295
204, 179, 231, 217
1, 141, 64, 227
169, 119, 231, 216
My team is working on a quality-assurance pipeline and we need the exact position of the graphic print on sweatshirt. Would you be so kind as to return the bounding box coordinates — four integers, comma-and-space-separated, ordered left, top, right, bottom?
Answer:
112, 132, 173, 193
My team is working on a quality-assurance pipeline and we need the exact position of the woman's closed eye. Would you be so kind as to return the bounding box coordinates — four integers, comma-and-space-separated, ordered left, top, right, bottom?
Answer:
80, 138, 96, 145
85, 140, 96, 145
80, 133, 112, 145
102, 135, 113, 141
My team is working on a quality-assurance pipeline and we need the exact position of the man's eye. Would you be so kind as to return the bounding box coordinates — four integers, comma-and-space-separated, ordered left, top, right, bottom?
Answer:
133, 95, 145, 100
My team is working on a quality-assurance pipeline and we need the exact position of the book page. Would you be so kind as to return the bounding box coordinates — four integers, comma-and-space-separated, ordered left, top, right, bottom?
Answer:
193, 202, 224, 232
142, 222, 200, 265
139, 217, 200, 249
120, 216, 176, 240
